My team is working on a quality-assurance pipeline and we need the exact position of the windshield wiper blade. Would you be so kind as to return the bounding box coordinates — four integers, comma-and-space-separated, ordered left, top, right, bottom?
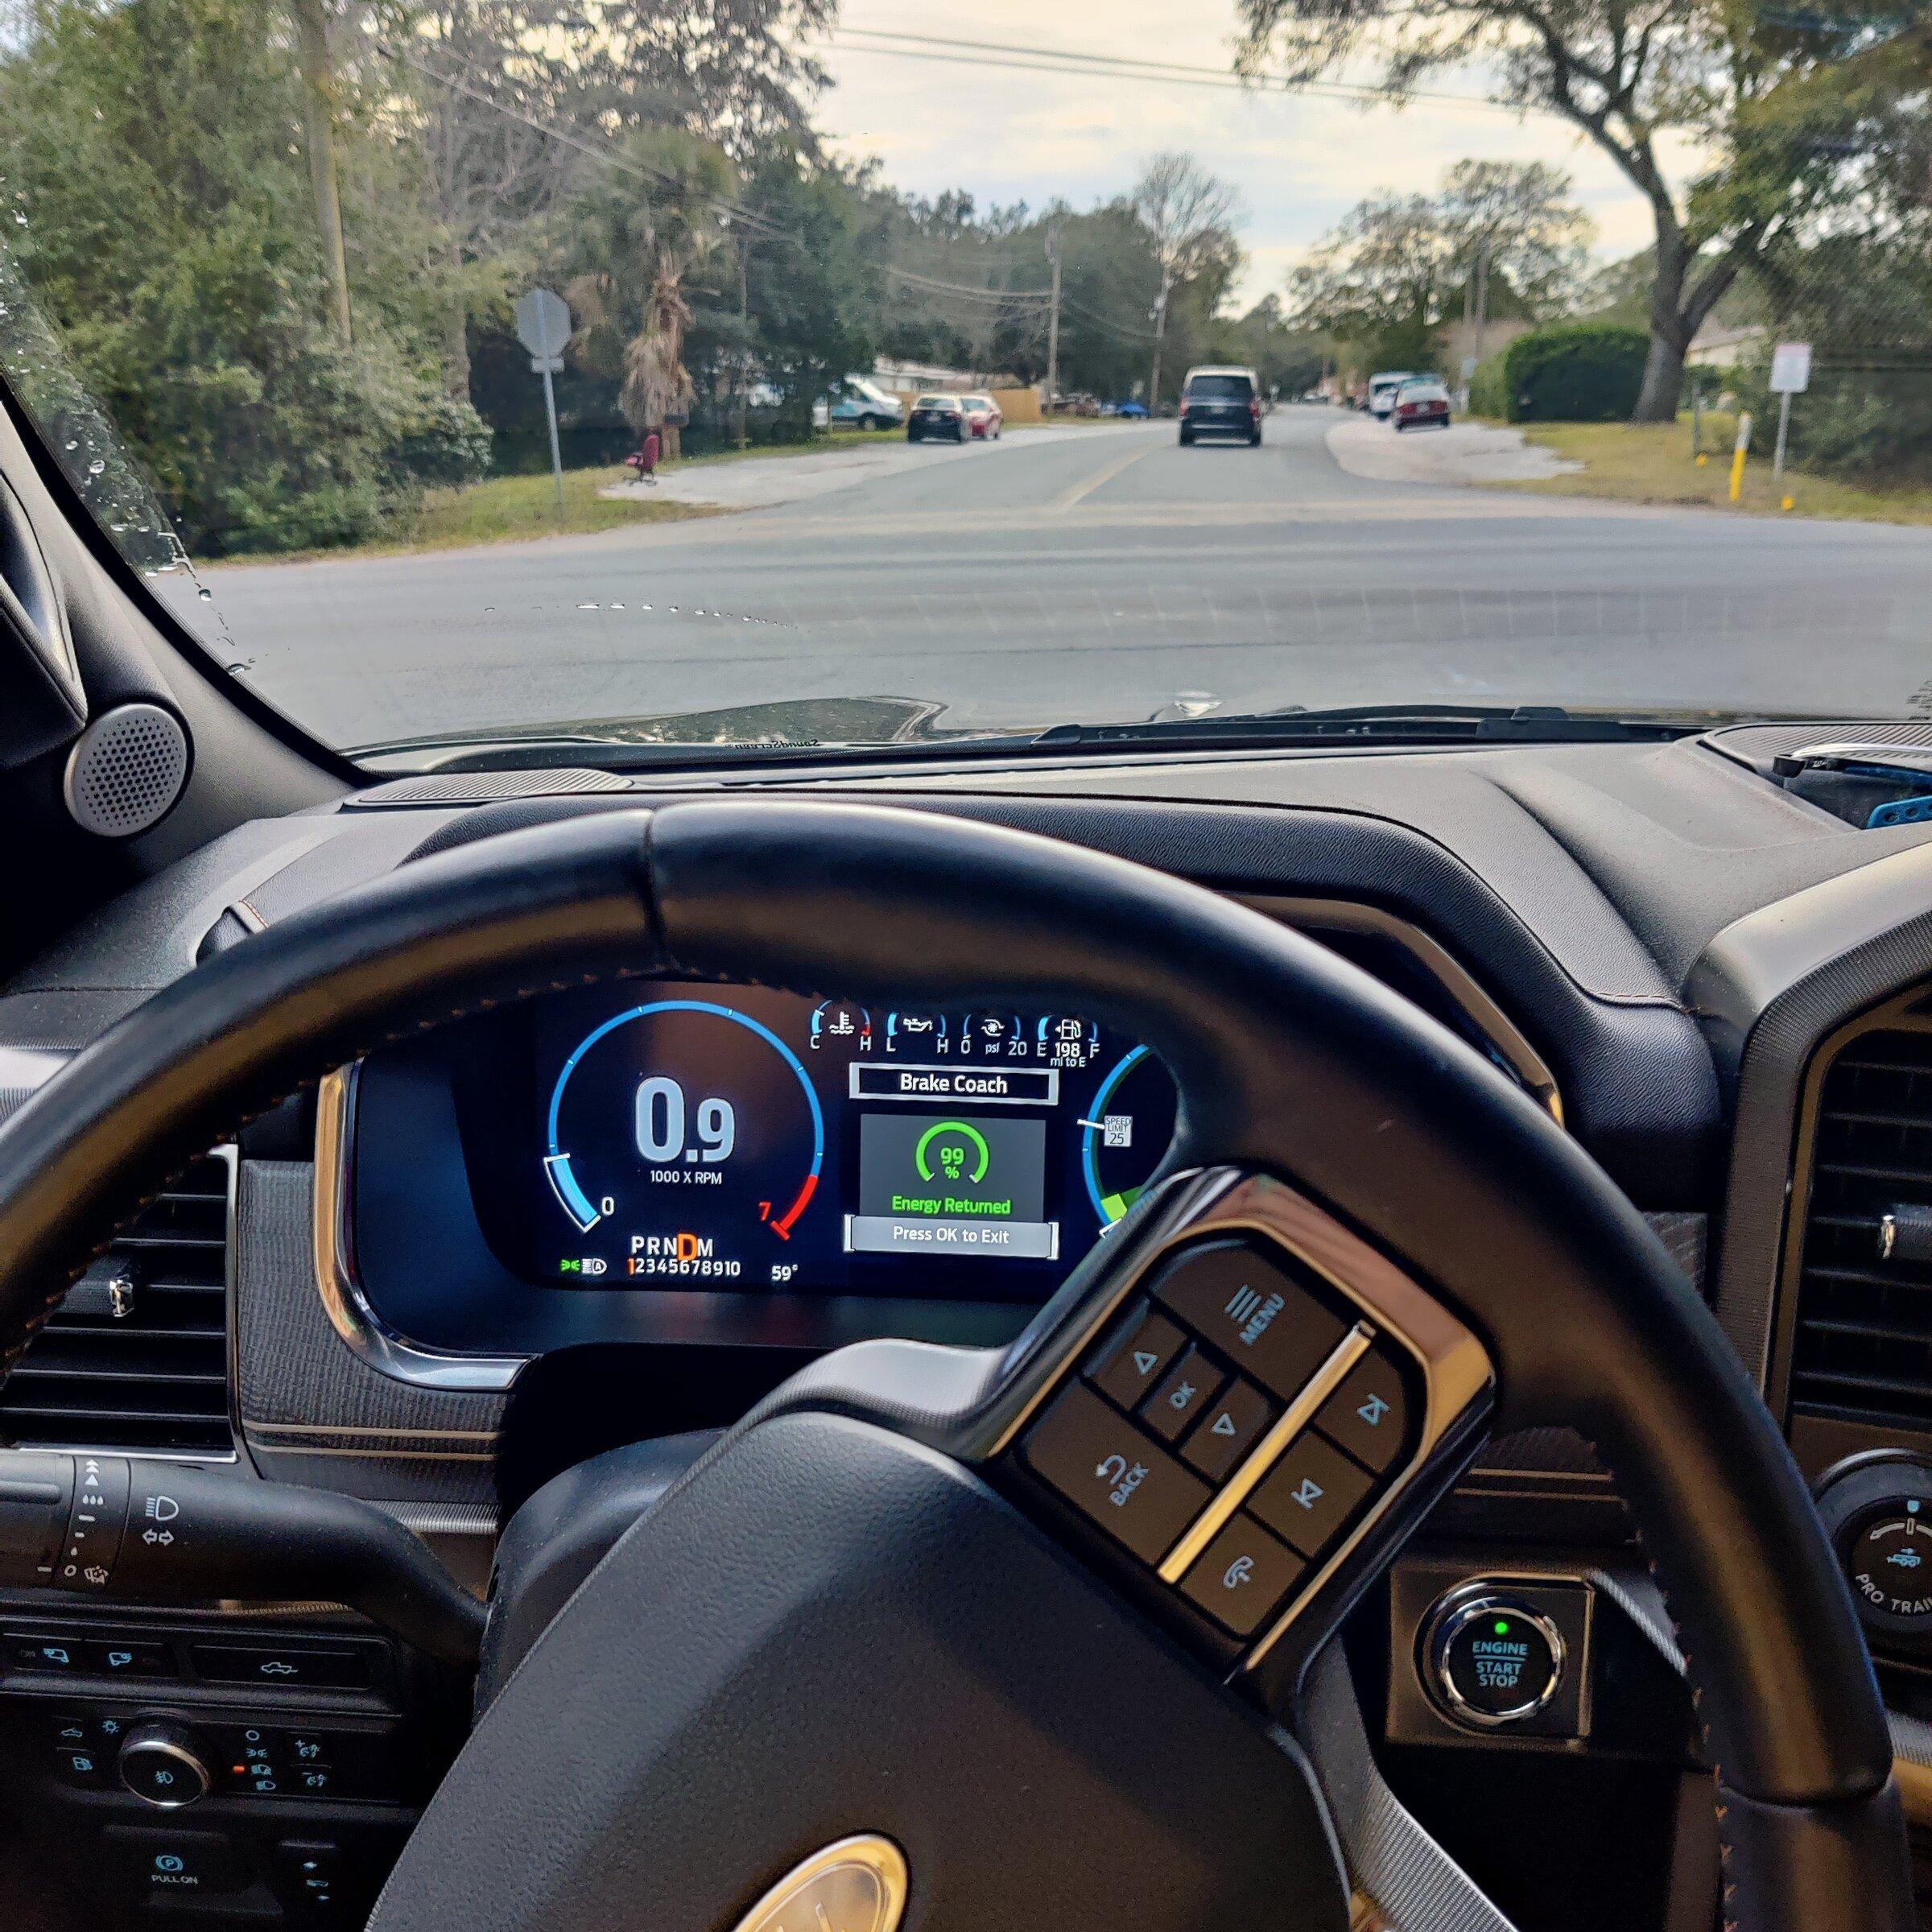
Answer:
1028, 704, 1700, 750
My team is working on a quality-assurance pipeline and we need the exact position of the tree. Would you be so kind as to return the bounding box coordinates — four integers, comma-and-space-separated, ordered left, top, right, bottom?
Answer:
1131, 154, 1245, 410
1236, 0, 1905, 418
562, 128, 737, 457
289, 0, 353, 342
384, 2, 584, 398
580, 0, 833, 159
0, 0, 485, 553
1289, 161, 1591, 374
737, 148, 879, 437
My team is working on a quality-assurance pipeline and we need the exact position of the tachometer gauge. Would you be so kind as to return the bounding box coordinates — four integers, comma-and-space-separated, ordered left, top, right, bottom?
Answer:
544, 1000, 824, 1282
1080, 1046, 1179, 1229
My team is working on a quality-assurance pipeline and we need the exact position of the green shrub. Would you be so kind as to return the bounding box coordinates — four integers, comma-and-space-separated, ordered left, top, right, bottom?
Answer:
1502, 324, 1650, 423
1468, 349, 1510, 419
1731, 361, 1932, 485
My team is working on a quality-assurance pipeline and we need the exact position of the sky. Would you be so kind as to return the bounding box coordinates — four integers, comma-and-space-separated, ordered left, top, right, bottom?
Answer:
808, 0, 1697, 307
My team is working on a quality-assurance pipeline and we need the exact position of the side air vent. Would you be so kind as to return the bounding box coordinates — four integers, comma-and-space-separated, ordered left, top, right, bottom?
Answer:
1790, 1030, 1932, 1431
0, 1152, 233, 1455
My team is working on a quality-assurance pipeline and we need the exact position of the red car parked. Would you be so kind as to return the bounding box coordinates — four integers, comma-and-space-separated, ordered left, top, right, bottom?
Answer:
961, 394, 1003, 440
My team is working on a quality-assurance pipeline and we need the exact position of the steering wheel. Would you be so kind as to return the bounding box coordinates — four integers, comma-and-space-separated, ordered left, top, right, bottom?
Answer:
0, 802, 1911, 1931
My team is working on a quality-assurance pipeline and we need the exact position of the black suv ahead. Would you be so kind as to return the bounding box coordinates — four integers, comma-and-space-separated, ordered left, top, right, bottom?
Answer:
1177, 365, 1262, 446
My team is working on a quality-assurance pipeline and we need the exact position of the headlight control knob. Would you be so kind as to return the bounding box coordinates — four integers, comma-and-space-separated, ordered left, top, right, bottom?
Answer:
118, 1721, 212, 1809
1816, 1454, 1932, 1644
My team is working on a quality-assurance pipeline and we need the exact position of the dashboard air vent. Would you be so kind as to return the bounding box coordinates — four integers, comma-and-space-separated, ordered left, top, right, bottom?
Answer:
1790, 1030, 1932, 1431
0, 1152, 233, 1455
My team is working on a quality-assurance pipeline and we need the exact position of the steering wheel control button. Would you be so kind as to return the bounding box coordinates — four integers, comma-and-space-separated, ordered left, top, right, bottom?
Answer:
1147, 1240, 1348, 1400
1179, 1516, 1306, 1637
1426, 1593, 1567, 1728
1138, 1345, 1227, 1443
1313, 1350, 1410, 1474
1250, 1433, 1375, 1558
1023, 1381, 1210, 1563
103, 1826, 246, 1901
1180, 1377, 1276, 1480
1088, 1302, 1187, 1411
118, 1722, 213, 1807
189, 1641, 372, 1687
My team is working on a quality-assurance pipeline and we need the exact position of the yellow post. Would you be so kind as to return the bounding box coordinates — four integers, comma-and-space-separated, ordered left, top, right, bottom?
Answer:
1729, 411, 1754, 504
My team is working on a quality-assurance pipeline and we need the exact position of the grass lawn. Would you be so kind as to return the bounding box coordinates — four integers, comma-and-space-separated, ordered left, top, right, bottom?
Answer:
1501, 418, 1932, 526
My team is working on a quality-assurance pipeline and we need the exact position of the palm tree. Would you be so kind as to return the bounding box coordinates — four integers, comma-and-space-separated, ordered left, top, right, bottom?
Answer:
564, 129, 737, 459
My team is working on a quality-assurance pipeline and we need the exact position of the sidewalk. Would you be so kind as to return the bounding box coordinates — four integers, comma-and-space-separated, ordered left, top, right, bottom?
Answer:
1326, 415, 1582, 485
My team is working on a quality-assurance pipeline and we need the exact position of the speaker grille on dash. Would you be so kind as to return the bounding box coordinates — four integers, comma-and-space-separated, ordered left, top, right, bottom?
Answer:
63, 701, 191, 837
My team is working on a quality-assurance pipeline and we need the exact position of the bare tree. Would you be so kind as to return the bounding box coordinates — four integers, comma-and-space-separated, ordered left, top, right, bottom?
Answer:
386, 4, 584, 398
1236, 0, 1903, 419
1131, 153, 1244, 410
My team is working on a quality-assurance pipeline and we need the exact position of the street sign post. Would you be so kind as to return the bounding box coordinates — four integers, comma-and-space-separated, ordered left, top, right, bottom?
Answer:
515, 288, 572, 516
1769, 341, 1812, 481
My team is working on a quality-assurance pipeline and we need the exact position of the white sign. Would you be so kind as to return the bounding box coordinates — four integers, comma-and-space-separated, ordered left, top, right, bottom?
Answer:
1769, 341, 1813, 394
514, 287, 572, 361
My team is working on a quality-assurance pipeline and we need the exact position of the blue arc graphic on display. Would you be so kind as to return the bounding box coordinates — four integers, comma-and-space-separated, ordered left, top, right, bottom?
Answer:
1083, 1045, 1150, 1228
545, 1000, 824, 1234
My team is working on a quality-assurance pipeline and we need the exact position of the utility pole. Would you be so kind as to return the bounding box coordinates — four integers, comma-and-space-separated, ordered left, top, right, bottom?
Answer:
1043, 220, 1063, 415
1148, 275, 1170, 412
1470, 244, 1489, 373
733, 224, 750, 452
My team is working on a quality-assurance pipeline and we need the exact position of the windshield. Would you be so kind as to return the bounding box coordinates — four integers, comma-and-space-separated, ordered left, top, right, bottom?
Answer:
0, 0, 1926, 763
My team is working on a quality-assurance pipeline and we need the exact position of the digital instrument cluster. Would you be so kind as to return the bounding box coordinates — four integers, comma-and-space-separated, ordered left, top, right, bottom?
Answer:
345, 982, 1180, 1359
509, 985, 1174, 1295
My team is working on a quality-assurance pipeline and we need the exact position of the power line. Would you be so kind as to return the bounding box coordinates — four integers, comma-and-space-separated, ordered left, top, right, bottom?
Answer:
884, 263, 1052, 307
1059, 292, 1161, 343
381, 36, 797, 244
824, 26, 1539, 120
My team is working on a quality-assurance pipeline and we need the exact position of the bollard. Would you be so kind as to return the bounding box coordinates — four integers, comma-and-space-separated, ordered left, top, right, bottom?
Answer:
1729, 412, 1753, 504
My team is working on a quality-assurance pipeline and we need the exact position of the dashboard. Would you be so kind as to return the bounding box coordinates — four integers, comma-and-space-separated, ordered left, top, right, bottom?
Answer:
11, 724, 1932, 1929
342, 984, 1176, 1359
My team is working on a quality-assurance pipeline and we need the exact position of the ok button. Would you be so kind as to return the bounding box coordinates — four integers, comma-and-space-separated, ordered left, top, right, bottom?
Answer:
1023, 1382, 1210, 1564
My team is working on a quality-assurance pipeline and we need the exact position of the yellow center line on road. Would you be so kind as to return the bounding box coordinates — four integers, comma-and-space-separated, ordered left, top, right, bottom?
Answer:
1051, 440, 1164, 513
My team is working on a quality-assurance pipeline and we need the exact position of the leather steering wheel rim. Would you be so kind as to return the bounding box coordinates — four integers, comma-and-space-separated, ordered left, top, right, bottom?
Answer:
0, 799, 1910, 1929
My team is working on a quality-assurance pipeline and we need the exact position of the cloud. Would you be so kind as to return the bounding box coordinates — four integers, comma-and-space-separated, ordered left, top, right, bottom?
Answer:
816, 0, 1694, 299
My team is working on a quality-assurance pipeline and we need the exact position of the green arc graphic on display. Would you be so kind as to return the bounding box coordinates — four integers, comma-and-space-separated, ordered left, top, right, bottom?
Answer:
915, 1119, 991, 1184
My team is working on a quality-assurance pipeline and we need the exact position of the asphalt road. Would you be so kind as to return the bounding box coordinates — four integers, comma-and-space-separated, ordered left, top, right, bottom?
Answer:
168, 407, 1932, 756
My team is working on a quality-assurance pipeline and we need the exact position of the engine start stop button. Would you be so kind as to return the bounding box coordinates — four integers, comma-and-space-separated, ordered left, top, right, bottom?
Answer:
1426, 1591, 1566, 1728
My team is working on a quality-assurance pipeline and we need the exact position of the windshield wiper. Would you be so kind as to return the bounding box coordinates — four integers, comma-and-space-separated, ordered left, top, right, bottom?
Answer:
1027, 703, 1703, 752
355, 700, 1716, 776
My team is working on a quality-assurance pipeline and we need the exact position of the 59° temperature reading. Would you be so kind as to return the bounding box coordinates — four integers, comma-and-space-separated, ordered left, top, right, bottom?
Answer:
635, 1076, 737, 1166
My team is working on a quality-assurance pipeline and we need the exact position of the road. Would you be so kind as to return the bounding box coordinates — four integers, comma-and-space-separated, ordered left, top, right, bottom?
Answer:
168, 407, 1932, 755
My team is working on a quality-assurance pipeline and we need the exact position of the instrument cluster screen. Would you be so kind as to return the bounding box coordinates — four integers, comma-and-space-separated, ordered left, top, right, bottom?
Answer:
459, 983, 1179, 1302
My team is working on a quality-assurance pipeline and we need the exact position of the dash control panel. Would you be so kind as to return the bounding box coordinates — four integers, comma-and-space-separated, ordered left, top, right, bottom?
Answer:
1017, 1236, 1417, 1645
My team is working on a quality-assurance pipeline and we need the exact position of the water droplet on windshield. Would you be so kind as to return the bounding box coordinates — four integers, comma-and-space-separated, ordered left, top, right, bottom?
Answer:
197, 586, 213, 602
11, 212, 25, 227
577, 601, 598, 609
87, 458, 105, 476
63, 440, 76, 451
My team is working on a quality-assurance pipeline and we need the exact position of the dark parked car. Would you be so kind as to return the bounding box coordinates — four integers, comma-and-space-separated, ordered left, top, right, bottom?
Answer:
1177, 366, 1262, 446
907, 394, 968, 443
1392, 378, 1452, 431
